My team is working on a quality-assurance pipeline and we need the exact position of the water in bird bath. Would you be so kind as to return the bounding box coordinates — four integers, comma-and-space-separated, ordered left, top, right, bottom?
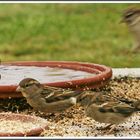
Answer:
0, 65, 96, 86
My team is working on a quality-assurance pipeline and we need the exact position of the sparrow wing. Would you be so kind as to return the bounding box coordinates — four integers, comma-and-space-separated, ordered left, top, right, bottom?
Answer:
98, 102, 115, 113
112, 103, 135, 114
41, 86, 82, 103
99, 102, 135, 116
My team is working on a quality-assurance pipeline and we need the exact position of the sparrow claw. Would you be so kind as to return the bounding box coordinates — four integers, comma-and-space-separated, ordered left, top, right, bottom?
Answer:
97, 124, 113, 131
105, 125, 117, 135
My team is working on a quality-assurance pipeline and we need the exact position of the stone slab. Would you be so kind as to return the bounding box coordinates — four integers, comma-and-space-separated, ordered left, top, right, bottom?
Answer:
112, 68, 140, 78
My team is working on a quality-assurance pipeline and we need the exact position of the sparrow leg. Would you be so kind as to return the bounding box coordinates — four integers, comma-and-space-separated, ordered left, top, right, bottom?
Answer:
106, 124, 117, 135
97, 124, 112, 130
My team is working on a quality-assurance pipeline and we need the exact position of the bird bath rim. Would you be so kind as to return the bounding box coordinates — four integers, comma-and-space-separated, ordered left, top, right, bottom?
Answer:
0, 61, 112, 98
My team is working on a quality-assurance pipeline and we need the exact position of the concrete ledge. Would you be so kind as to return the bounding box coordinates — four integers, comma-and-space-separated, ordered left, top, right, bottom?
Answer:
112, 68, 140, 78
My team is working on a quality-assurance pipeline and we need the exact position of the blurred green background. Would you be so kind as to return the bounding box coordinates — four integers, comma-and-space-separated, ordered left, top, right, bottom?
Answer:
0, 3, 140, 68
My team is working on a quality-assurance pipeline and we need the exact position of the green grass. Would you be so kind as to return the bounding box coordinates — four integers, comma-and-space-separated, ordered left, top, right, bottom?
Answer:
0, 3, 140, 68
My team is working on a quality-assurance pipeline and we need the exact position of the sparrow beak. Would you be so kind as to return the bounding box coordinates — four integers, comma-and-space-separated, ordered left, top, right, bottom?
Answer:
16, 86, 22, 92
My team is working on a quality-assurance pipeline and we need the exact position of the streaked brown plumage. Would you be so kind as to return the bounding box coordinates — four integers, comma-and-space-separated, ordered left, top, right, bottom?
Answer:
16, 78, 83, 113
122, 7, 140, 52
76, 92, 140, 133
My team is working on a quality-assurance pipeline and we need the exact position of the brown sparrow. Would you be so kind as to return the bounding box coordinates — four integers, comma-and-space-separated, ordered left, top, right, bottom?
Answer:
16, 78, 83, 113
77, 92, 140, 133
122, 7, 140, 52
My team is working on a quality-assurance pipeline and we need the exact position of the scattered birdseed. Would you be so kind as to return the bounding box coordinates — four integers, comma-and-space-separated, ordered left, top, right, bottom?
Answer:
0, 77, 140, 137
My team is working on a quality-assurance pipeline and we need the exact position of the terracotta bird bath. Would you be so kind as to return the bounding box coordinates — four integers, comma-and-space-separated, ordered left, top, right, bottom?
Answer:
0, 61, 112, 98
0, 112, 48, 136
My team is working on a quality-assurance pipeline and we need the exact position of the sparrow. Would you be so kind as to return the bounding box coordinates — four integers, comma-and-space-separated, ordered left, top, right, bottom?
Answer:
16, 78, 83, 113
121, 7, 140, 52
76, 92, 140, 133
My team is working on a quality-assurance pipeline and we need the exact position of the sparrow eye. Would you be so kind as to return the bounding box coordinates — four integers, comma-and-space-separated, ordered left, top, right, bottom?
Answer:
25, 83, 29, 88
